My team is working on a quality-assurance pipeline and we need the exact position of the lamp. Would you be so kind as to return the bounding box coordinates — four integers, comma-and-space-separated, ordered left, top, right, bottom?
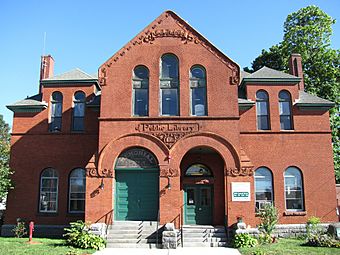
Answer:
99, 178, 104, 190
167, 176, 171, 190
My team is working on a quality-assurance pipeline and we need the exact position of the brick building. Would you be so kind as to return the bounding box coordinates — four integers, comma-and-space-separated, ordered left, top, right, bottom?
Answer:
2, 11, 338, 237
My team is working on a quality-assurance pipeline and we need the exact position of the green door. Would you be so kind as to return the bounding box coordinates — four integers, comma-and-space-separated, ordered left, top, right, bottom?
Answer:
115, 170, 159, 221
184, 185, 213, 225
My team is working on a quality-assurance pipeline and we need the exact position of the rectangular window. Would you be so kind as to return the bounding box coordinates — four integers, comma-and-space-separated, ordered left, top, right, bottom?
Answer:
161, 88, 179, 116
186, 188, 195, 205
191, 87, 207, 116
39, 177, 58, 212
50, 102, 62, 132
134, 89, 148, 116
72, 102, 85, 131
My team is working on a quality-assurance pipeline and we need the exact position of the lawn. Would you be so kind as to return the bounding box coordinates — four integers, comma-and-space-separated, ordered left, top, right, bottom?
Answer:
239, 238, 340, 255
0, 237, 96, 255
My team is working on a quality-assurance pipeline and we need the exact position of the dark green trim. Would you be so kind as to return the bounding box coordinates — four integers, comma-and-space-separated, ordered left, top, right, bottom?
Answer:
240, 77, 300, 87
6, 105, 47, 112
41, 79, 98, 84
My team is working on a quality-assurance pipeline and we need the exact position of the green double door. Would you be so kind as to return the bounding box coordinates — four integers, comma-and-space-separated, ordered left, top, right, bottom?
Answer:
115, 170, 159, 221
184, 185, 213, 225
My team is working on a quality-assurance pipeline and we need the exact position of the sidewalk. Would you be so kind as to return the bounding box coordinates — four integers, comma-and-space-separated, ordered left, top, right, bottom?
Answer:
94, 247, 241, 255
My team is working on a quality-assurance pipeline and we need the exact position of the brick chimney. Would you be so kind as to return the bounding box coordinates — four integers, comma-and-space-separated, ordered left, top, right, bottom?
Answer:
288, 53, 304, 91
39, 55, 54, 93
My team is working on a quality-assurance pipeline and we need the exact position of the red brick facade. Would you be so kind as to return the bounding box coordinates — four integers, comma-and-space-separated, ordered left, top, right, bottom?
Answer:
4, 11, 338, 231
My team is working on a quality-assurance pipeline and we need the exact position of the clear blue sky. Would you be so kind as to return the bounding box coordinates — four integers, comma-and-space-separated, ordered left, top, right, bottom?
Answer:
1, 0, 339, 126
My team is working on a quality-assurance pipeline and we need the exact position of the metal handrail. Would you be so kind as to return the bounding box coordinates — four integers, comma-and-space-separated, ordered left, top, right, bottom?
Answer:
156, 208, 160, 248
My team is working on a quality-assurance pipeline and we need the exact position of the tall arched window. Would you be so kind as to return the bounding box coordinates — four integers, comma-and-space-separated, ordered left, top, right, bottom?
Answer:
284, 167, 304, 211
69, 168, 86, 213
256, 90, 270, 130
49, 91, 63, 132
39, 168, 58, 213
160, 54, 179, 116
254, 167, 273, 211
132, 66, 149, 116
190, 66, 207, 116
72, 91, 86, 131
279, 91, 293, 130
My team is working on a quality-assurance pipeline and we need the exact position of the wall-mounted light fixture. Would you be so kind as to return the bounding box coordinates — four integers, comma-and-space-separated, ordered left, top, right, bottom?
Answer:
167, 176, 171, 190
99, 178, 104, 190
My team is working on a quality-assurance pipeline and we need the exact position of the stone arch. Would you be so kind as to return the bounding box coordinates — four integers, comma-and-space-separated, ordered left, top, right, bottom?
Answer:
170, 132, 241, 171
98, 133, 169, 176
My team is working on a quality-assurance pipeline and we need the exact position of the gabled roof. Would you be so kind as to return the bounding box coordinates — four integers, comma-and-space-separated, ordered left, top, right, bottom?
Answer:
240, 66, 301, 86
7, 94, 47, 112
41, 68, 98, 84
295, 91, 335, 109
99, 10, 240, 85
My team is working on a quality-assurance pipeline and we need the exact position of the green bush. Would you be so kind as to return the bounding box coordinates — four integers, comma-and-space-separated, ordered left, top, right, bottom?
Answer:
63, 221, 106, 250
306, 216, 321, 237
232, 233, 258, 248
257, 204, 278, 244
12, 219, 27, 238
306, 233, 340, 248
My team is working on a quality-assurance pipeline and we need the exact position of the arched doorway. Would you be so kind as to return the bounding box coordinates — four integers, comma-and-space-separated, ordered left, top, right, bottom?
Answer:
181, 147, 225, 225
114, 147, 159, 221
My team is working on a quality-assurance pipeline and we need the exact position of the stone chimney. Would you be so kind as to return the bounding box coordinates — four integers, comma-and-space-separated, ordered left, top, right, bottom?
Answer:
39, 55, 54, 93
288, 53, 304, 91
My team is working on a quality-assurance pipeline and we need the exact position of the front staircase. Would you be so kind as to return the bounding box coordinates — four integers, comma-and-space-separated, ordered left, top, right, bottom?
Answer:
106, 221, 162, 248
181, 225, 228, 247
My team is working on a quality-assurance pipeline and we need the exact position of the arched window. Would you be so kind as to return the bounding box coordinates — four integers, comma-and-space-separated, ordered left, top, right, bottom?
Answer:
284, 167, 304, 211
69, 168, 86, 213
256, 90, 270, 130
185, 164, 212, 177
279, 91, 293, 130
49, 92, 63, 132
39, 168, 58, 213
132, 66, 149, 116
160, 54, 179, 116
254, 167, 273, 211
72, 91, 86, 131
190, 66, 207, 116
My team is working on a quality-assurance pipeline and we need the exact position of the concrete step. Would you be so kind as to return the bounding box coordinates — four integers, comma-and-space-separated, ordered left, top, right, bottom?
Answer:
108, 225, 160, 230
182, 242, 227, 247
182, 229, 225, 234
107, 233, 162, 239
182, 232, 226, 238
106, 243, 161, 248
107, 238, 161, 244
110, 221, 158, 226
183, 237, 227, 242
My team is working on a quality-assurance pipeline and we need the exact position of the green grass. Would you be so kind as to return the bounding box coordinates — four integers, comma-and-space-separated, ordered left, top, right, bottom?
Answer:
0, 237, 96, 255
238, 238, 340, 255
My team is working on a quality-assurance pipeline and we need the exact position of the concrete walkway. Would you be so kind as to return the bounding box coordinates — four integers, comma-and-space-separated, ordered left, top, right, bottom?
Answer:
94, 247, 241, 255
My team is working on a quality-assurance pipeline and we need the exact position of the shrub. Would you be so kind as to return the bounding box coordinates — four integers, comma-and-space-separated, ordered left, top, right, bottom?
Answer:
64, 220, 106, 250
231, 233, 258, 248
306, 216, 321, 237
257, 204, 278, 244
12, 219, 27, 238
253, 251, 266, 255
306, 233, 339, 248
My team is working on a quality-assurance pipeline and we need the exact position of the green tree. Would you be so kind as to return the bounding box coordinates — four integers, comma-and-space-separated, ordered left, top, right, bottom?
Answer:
246, 5, 340, 182
0, 114, 12, 202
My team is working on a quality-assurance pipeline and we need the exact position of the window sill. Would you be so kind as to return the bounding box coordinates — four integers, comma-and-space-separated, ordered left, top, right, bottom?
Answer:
36, 212, 58, 217
283, 211, 307, 216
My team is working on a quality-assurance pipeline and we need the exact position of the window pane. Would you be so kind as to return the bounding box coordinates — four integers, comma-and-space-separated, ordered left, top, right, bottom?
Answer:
279, 102, 291, 115
286, 199, 303, 210
280, 116, 292, 130
257, 115, 269, 130
50, 117, 62, 131
191, 67, 205, 79
72, 117, 84, 131
70, 200, 85, 212
134, 89, 148, 116
201, 188, 211, 206
74, 103, 85, 117
192, 87, 206, 116
161, 55, 178, 78
74, 91, 85, 101
51, 102, 62, 117
256, 91, 268, 100
134, 66, 148, 79
285, 190, 302, 199
256, 101, 268, 115
162, 89, 178, 115
187, 189, 195, 205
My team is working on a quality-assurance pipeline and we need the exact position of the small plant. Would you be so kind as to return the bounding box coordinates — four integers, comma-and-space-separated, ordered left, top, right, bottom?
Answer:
12, 219, 27, 238
231, 233, 258, 248
65, 248, 80, 255
253, 250, 266, 255
257, 204, 278, 244
64, 220, 106, 250
306, 216, 321, 237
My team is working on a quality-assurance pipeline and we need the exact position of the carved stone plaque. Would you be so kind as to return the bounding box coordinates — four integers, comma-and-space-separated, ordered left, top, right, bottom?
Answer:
136, 123, 199, 148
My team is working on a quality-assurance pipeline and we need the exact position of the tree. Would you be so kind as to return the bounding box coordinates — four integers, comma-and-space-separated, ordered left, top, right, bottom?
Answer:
246, 5, 340, 182
0, 114, 12, 202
